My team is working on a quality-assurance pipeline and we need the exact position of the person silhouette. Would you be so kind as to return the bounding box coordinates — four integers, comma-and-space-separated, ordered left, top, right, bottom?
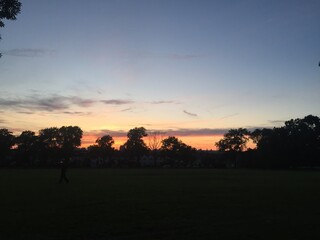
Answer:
59, 159, 69, 184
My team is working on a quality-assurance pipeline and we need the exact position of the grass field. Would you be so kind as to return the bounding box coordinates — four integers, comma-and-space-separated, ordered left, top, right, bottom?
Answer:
0, 168, 320, 240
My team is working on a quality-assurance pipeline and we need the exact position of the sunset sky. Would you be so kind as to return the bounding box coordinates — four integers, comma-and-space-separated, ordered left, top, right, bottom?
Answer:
1, 0, 320, 149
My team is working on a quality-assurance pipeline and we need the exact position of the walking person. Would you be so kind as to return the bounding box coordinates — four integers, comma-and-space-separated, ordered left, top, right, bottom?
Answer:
59, 158, 69, 184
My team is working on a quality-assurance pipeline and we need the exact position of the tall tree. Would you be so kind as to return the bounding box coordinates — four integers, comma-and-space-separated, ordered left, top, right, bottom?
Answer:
16, 130, 38, 166
147, 130, 165, 166
282, 115, 320, 167
39, 127, 59, 149
38, 127, 59, 164
161, 136, 196, 167
57, 126, 83, 161
95, 134, 115, 165
147, 131, 165, 151
96, 135, 114, 149
215, 128, 250, 168
250, 127, 288, 168
0, 128, 15, 165
121, 127, 148, 166
0, 0, 21, 57
251, 115, 320, 168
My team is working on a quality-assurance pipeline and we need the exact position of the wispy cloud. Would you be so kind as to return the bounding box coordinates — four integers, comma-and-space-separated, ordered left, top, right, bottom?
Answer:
69, 97, 96, 107
0, 93, 138, 112
17, 111, 34, 115
183, 110, 198, 117
149, 100, 180, 105
164, 128, 227, 136
101, 99, 134, 105
0, 95, 97, 112
62, 111, 91, 116
120, 108, 132, 112
2, 48, 55, 57
85, 129, 128, 138
268, 120, 285, 124
220, 113, 239, 119
30, 95, 70, 111
87, 128, 228, 139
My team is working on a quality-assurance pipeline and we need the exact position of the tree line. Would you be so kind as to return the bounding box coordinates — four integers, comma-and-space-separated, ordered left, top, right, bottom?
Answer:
216, 115, 320, 169
0, 126, 196, 168
0, 115, 319, 169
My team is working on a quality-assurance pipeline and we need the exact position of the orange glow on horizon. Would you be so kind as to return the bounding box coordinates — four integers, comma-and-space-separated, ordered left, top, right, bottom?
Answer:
82, 135, 127, 149
81, 134, 256, 151
81, 134, 225, 150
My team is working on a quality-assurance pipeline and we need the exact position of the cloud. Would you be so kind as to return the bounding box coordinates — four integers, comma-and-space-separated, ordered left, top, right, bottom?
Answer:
220, 113, 239, 119
0, 94, 136, 112
69, 97, 96, 107
0, 99, 22, 107
0, 95, 97, 112
120, 108, 132, 112
17, 111, 34, 115
86, 128, 228, 139
85, 129, 128, 138
152, 127, 266, 137
164, 128, 228, 137
2, 48, 55, 57
183, 110, 198, 117
31, 96, 70, 111
101, 99, 134, 105
149, 100, 180, 105
268, 120, 285, 124
85, 126, 269, 143
62, 111, 91, 116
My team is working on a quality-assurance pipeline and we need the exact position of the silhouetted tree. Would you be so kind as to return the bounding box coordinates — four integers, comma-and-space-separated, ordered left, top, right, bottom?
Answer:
88, 135, 115, 166
0, 128, 15, 165
161, 136, 196, 167
0, 0, 21, 57
251, 115, 320, 168
16, 130, 38, 166
147, 131, 164, 151
284, 115, 320, 167
38, 127, 59, 165
96, 135, 114, 150
250, 127, 289, 168
57, 126, 83, 162
215, 128, 250, 168
121, 127, 148, 166
147, 130, 165, 166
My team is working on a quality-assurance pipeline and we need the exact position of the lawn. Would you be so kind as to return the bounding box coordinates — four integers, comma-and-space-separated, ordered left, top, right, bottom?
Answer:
0, 168, 320, 240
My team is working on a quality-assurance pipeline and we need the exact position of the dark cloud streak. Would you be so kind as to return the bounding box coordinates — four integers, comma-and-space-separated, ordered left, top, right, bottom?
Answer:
0, 95, 96, 112
150, 100, 180, 105
2, 48, 55, 57
17, 111, 34, 115
220, 113, 239, 119
183, 110, 198, 117
268, 120, 285, 124
85, 129, 128, 138
101, 99, 134, 105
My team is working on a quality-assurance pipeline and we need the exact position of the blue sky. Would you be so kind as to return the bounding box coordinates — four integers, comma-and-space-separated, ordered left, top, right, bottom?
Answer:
1, 0, 320, 149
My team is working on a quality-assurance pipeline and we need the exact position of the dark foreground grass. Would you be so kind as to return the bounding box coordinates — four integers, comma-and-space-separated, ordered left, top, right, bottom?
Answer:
0, 168, 320, 240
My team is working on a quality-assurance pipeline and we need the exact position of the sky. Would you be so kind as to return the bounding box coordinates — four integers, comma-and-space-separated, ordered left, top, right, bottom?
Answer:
0, 0, 320, 149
